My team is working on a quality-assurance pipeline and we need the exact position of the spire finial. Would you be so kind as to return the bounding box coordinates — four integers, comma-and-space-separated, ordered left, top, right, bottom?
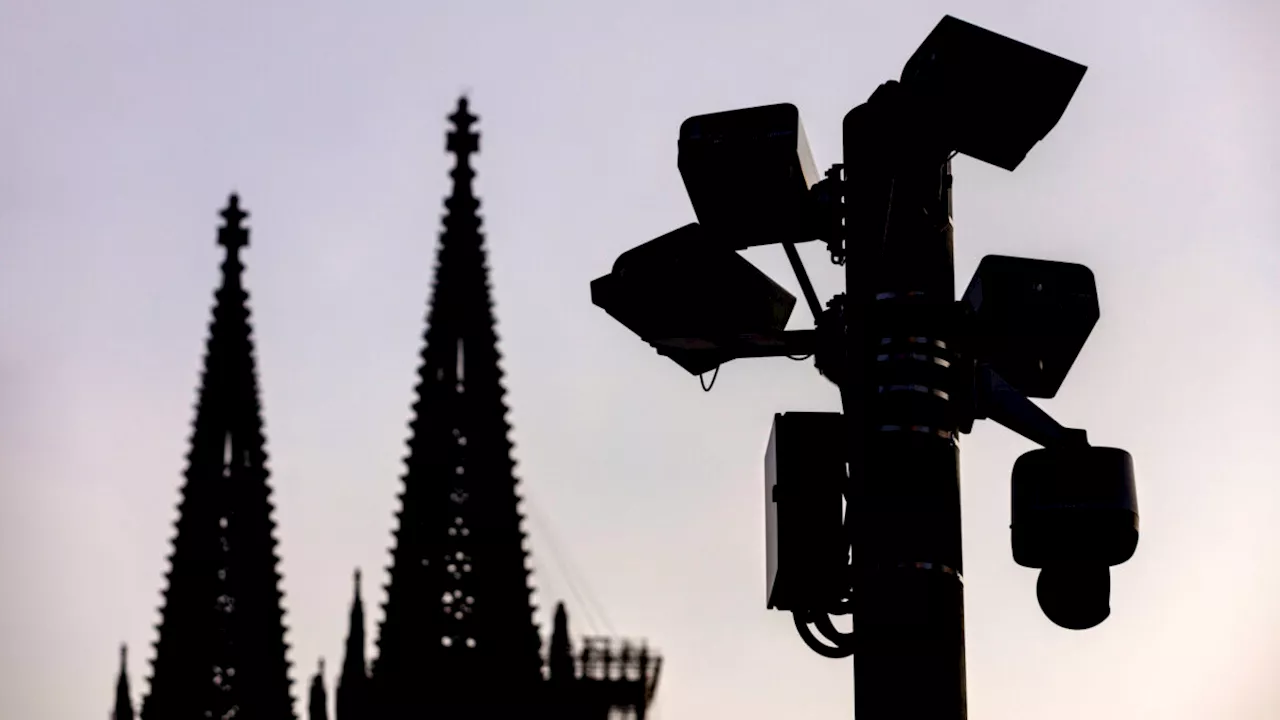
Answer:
318, 657, 325, 675
353, 567, 362, 597
120, 643, 127, 668
218, 193, 250, 251
447, 96, 479, 157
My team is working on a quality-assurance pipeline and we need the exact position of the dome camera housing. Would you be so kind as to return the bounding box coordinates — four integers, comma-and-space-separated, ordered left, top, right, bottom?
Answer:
1037, 565, 1111, 630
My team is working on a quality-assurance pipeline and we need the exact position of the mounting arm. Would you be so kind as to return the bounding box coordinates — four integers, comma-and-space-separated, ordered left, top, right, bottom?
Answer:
974, 363, 1088, 449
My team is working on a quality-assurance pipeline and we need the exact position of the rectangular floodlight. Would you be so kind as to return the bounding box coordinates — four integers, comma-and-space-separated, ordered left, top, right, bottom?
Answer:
962, 254, 1099, 399
901, 15, 1087, 171
679, 104, 819, 249
591, 223, 796, 374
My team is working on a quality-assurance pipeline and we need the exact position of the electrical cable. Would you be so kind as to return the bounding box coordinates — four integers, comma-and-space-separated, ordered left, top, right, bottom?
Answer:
793, 609, 856, 658
792, 488, 860, 656
522, 491, 616, 637
699, 365, 720, 392
813, 612, 856, 650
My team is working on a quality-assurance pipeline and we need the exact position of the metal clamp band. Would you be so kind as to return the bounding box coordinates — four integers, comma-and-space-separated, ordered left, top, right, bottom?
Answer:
879, 336, 948, 350
874, 291, 929, 301
878, 384, 950, 401
877, 425, 957, 444
895, 562, 964, 583
875, 352, 951, 368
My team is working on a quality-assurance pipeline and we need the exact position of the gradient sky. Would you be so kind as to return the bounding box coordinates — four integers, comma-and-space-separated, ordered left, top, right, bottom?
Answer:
2, 1, 1278, 718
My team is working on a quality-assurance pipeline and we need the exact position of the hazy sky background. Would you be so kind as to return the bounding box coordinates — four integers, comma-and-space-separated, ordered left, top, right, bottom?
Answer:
2, 1, 1278, 718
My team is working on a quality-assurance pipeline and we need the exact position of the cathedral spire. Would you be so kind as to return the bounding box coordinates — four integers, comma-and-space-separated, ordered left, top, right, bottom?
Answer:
113, 644, 134, 720
548, 603, 574, 684
309, 659, 328, 720
371, 96, 543, 715
141, 194, 295, 720
336, 569, 369, 720
545, 602, 580, 716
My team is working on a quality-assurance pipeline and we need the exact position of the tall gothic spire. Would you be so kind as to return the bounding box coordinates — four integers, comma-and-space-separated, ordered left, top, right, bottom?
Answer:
113, 644, 135, 720
336, 569, 369, 720
141, 195, 296, 720
371, 96, 543, 715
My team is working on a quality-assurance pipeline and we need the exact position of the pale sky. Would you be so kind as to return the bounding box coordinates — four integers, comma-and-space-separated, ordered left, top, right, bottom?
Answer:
2, 1, 1278, 718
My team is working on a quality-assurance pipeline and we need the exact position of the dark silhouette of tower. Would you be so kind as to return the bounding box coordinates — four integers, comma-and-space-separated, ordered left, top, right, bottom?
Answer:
547, 603, 662, 720
113, 645, 135, 720
545, 603, 580, 717
309, 660, 328, 720
548, 604, 575, 685
369, 96, 544, 717
110, 102, 662, 719
335, 569, 370, 720
140, 195, 295, 720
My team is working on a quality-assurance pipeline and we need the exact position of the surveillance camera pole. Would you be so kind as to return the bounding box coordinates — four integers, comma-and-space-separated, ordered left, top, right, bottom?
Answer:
843, 82, 968, 719
590, 20, 1097, 716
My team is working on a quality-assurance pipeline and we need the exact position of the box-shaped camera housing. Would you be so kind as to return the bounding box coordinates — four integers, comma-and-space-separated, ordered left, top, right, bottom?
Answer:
679, 103, 819, 250
1011, 445, 1139, 569
591, 223, 796, 375
765, 412, 848, 612
962, 254, 1099, 399
900, 15, 1087, 171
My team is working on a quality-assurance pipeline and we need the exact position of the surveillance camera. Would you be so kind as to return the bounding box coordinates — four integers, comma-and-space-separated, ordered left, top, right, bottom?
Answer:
1011, 445, 1138, 569
1036, 565, 1110, 630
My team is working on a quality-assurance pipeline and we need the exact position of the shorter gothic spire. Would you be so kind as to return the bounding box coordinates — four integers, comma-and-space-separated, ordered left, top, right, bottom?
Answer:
113, 644, 134, 720
337, 569, 369, 720
548, 603, 574, 683
140, 193, 295, 720
309, 659, 329, 720
341, 569, 366, 677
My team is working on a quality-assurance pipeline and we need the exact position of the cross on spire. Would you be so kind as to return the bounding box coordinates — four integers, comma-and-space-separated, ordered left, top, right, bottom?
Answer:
218, 193, 250, 251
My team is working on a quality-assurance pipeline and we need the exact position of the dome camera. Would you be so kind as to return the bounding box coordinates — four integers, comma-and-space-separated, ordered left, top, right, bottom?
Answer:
1036, 565, 1110, 630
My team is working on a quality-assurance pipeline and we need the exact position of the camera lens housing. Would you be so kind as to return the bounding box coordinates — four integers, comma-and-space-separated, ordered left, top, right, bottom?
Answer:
1013, 446, 1137, 631
1037, 565, 1111, 630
